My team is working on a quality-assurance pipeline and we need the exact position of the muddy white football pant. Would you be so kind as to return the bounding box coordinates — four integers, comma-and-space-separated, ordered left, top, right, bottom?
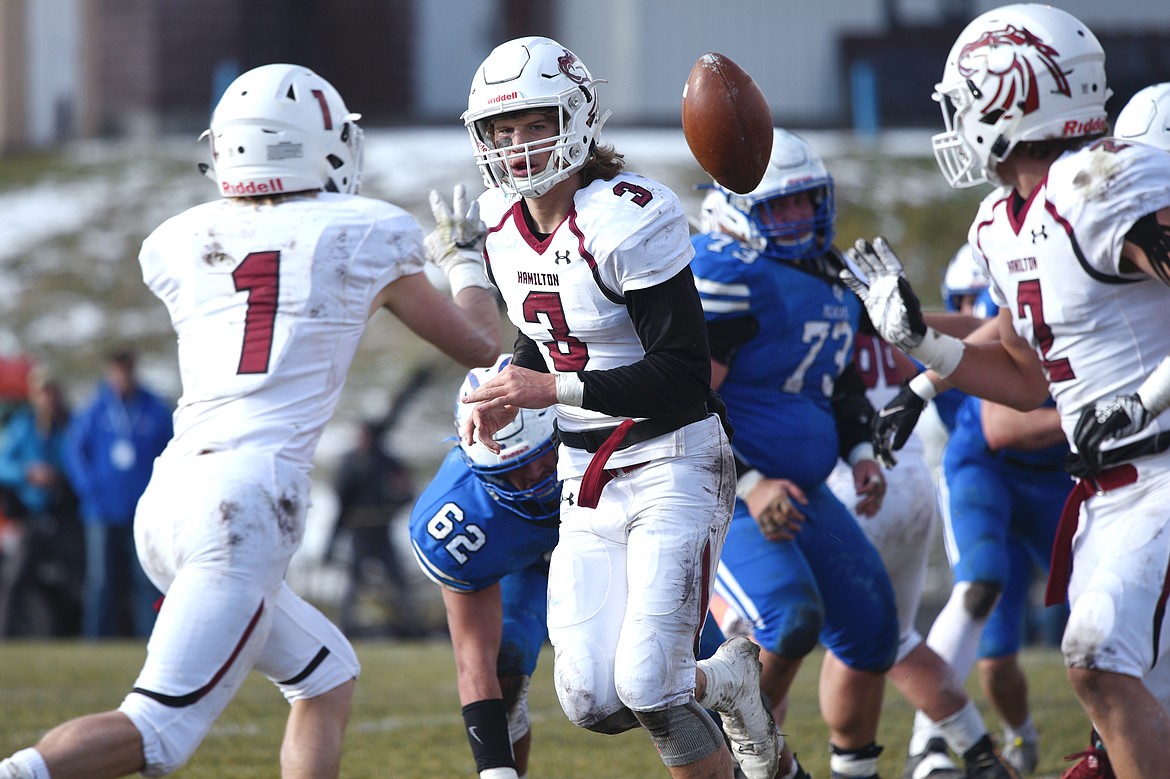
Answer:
826, 451, 938, 663
548, 416, 734, 727
120, 449, 359, 776
1063, 457, 1170, 692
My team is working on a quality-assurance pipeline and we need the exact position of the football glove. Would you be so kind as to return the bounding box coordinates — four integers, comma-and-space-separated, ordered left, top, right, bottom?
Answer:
840, 237, 927, 351
1072, 394, 1152, 474
842, 237, 966, 377
872, 382, 928, 468
425, 184, 486, 275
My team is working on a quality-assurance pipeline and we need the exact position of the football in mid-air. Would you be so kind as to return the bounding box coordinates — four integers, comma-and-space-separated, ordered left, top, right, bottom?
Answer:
681, 52, 773, 194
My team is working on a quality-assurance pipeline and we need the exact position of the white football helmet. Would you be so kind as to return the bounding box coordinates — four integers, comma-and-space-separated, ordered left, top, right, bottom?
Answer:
708, 128, 835, 260
1114, 83, 1170, 153
204, 63, 363, 197
932, 4, 1110, 189
463, 36, 611, 198
455, 355, 561, 521
941, 243, 991, 313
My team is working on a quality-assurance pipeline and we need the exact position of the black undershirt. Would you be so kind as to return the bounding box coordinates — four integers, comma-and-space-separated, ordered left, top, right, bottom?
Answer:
512, 267, 711, 419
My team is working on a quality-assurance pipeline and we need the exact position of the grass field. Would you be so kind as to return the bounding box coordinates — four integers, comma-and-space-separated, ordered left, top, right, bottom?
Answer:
0, 639, 1089, 778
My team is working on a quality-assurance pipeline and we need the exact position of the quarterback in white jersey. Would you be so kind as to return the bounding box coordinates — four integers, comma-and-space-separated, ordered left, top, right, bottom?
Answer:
444, 37, 780, 779
842, 6, 1170, 778
0, 64, 500, 779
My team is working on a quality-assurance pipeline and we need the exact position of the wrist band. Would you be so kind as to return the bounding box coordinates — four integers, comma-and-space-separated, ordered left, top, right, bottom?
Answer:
446, 254, 492, 295
1137, 356, 1170, 416
909, 372, 940, 401
847, 442, 876, 467
555, 372, 585, 407
735, 469, 764, 501
909, 327, 966, 378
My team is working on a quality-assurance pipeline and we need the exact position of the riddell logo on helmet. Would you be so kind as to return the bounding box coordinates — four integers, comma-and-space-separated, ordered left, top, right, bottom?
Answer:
221, 178, 285, 196
487, 92, 519, 105
1062, 116, 1107, 136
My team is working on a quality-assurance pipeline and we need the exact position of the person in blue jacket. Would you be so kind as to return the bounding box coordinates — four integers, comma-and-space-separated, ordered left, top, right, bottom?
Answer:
65, 348, 172, 638
0, 368, 83, 636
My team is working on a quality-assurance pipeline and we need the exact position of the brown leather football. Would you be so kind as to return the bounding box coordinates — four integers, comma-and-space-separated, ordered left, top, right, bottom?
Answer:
682, 52, 773, 194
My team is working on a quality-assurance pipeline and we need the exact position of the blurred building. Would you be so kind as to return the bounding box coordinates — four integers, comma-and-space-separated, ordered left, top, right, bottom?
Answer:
2, 0, 1169, 152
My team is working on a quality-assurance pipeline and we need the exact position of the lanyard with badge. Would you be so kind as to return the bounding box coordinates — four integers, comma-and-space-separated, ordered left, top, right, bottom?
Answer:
107, 396, 140, 471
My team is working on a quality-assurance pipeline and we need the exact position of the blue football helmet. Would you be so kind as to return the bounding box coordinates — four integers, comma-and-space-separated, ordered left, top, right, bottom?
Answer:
942, 243, 996, 318
455, 355, 561, 521
713, 128, 835, 260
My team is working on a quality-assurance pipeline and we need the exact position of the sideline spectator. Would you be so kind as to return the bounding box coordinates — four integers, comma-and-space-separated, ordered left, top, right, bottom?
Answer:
65, 348, 172, 638
0, 368, 84, 636
330, 419, 418, 637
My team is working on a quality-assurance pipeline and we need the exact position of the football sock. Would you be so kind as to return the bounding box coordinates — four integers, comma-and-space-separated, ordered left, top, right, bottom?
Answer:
935, 700, 987, 755
0, 749, 49, 779
463, 699, 516, 775
828, 741, 882, 777
1003, 715, 1037, 745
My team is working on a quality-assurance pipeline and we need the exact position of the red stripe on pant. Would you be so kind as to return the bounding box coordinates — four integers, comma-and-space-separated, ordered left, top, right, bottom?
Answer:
1045, 464, 1137, 607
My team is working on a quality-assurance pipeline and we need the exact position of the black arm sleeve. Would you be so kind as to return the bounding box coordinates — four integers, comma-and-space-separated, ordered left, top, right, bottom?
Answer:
511, 331, 548, 372
831, 360, 876, 461
579, 266, 712, 418
706, 316, 760, 366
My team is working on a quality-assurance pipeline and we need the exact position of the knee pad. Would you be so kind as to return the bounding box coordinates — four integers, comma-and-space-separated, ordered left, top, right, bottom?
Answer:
271, 639, 360, 703
583, 706, 641, 734
769, 602, 822, 660
554, 638, 623, 728
962, 580, 1002, 620
502, 675, 532, 743
120, 698, 199, 777
894, 627, 923, 666
634, 701, 725, 767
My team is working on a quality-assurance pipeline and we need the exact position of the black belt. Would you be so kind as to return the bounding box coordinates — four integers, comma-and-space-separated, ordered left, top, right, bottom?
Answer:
556, 408, 706, 454
1065, 429, 1170, 479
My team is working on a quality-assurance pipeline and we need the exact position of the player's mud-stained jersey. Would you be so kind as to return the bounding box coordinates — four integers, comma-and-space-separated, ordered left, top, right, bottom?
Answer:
477, 173, 694, 438
691, 235, 860, 487
971, 140, 1170, 456
140, 192, 423, 472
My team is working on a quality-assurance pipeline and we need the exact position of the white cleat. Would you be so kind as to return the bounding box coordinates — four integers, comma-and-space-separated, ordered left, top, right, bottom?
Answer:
700, 637, 782, 779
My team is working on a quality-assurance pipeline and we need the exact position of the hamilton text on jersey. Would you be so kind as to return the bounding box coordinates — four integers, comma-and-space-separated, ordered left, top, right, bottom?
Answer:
516, 271, 560, 286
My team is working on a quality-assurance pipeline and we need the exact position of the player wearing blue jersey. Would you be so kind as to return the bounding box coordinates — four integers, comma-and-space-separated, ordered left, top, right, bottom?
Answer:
695, 129, 1014, 779
410, 356, 561, 779
693, 130, 896, 779
694, 132, 898, 779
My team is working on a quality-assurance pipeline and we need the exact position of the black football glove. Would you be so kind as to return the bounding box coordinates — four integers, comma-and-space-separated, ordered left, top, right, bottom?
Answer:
871, 381, 927, 468
1072, 394, 1152, 474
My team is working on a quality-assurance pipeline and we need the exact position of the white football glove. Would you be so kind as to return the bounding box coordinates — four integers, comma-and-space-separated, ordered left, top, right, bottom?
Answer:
840, 237, 927, 350
841, 237, 966, 377
425, 184, 491, 293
